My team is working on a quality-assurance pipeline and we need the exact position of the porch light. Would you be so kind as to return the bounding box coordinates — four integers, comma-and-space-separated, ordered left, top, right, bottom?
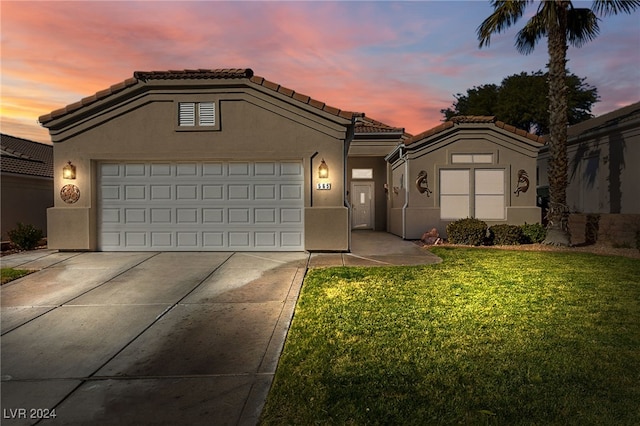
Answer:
318, 159, 329, 179
62, 161, 76, 180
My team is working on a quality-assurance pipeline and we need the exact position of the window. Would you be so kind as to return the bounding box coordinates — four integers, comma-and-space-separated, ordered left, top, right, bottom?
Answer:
440, 169, 470, 219
178, 102, 216, 127
451, 153, 493, 164
352, 168, 373, 179
440, 168, 505, 220
475, 169, 505, 220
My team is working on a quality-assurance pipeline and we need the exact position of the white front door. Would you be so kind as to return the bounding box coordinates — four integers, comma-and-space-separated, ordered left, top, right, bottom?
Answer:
98, 161, 304, 251
351, 181, 374, 229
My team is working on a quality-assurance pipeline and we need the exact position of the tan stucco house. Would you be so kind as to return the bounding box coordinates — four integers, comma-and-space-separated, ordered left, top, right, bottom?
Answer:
1, 134, 53, 241
40, 68, 550, 252
39, 69, 362, 252
385, 116, 544, 240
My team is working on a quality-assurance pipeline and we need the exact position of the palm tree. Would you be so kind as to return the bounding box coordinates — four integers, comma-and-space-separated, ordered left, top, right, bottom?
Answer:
477, 0, 639, 246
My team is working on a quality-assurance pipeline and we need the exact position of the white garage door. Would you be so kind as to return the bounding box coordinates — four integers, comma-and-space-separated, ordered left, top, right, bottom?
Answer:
99, 161, 305, 251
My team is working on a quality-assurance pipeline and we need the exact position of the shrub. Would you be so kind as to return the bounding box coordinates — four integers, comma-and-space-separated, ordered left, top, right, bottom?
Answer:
446, 218, 487, 246
7, 223, 44, 251
489, 224, 524, 245
521, 222, 547, 244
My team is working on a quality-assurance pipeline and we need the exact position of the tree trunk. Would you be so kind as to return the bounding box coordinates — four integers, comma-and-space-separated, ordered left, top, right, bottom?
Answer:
543, 3, 571, 246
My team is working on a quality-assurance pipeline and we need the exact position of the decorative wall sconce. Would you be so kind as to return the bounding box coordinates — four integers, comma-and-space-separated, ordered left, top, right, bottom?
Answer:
62, 161, 76, 180
318, 158, 329, 179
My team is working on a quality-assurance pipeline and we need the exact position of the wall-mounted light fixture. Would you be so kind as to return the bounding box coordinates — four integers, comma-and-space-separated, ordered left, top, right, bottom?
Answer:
62, 161, 76, 180
318, 158, 329, 179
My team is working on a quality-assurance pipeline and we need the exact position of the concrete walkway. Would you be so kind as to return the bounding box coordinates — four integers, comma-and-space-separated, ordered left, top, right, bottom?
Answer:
1, 232, 439, 425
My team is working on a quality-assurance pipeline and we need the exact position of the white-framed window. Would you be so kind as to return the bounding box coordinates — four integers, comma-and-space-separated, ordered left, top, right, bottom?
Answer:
352, 168, 373, 179
440, 168, 505, 220
451, 153, 493, 164
178, 102, 216, 127
440, 169, 470, 219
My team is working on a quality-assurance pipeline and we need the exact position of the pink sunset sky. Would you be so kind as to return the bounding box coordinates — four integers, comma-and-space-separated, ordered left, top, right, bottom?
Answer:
1, 0, 639, 144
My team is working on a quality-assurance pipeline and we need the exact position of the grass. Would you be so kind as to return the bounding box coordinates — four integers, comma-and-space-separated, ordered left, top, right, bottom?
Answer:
260, 247, 640, 425
1, 267, 35, 285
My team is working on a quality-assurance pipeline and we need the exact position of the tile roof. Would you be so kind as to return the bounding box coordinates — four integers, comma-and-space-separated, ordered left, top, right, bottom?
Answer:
1, 134, 53, 178
406, 115, 546, 146
354, 116, 407, 135
39, 68, 361, 126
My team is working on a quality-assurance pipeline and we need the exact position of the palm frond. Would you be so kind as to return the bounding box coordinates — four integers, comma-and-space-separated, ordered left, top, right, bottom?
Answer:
477, 0, 532, 48
592, 0, 640, 16
566, 8, 600, 48
515, 13, 547, 54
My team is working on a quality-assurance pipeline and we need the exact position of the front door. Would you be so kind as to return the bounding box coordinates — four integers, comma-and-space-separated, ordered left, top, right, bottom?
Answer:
351, 181, 374, 229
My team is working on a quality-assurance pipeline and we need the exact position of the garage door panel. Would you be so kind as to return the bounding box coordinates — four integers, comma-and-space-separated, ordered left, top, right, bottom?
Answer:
99, 161, 304, 251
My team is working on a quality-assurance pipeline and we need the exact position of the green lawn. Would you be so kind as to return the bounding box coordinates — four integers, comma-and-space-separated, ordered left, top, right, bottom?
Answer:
261, 247, 640, 425
0, 267, 34, 285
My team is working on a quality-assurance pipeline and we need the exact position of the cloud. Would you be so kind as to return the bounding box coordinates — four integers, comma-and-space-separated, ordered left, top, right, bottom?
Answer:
1, 0, 638, 141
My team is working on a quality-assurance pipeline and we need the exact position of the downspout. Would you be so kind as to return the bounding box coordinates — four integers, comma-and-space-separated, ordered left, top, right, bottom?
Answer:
345, 119, 357, 252
401, 146, 409, 239
310, 151, 318, 207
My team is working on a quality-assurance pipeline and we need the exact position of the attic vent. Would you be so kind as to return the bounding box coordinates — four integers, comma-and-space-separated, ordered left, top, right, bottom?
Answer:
178, 102, 216, 127
198, 102, 215, 126
178, 103, 196, 126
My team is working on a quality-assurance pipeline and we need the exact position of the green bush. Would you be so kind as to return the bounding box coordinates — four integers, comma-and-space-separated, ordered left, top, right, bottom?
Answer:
521, 222, 547, 244
489, 224, 524, 245
7, 223, 44, 251
446, 218, 487, 246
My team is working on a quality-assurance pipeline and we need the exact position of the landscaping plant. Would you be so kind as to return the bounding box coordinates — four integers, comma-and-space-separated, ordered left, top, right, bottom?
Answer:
7, 222, 44, 251
445, 218, 487, 246
488, 224, 524, 245
520, 222, 547, 244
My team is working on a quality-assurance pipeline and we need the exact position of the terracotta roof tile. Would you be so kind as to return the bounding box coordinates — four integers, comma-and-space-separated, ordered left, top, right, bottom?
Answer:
1, 134, 53, 178
355, 116, 404, 134
308, 98, 325, 110
133, 68, 254, 80
261, 78, 280, 91
292, 92, 311, 103
406, 116, 545, 146
277, 85, 295, 97
40, 68, 362, 126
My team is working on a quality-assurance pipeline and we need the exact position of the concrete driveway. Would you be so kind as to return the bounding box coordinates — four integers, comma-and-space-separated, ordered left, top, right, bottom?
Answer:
1, 250, 309, 425
1, 232, 440, 425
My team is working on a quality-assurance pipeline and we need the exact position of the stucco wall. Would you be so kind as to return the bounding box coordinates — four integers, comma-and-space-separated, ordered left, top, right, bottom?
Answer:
389, 125, 541, 240
537, 107, 640, 214
1, 174, 53, 240
46, 83, 352, 251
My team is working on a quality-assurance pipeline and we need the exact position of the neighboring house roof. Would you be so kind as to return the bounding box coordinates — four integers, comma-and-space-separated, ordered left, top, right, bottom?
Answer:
0, 134, 53, 178
405, 115, 546, 146
566, 101, 640, 141
39, 68, 361, 126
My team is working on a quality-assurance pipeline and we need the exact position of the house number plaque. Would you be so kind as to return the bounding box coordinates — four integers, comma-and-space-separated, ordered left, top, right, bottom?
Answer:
316, 183, 331, 190
60, 184, 81, 204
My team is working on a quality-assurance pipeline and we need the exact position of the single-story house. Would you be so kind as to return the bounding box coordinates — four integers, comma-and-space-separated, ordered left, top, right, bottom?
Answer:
537, 101, 640, 245
385, 116, 544, 240
1, 134, 54, 241
39, 69, 362, 252
39, 68, 548, 252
